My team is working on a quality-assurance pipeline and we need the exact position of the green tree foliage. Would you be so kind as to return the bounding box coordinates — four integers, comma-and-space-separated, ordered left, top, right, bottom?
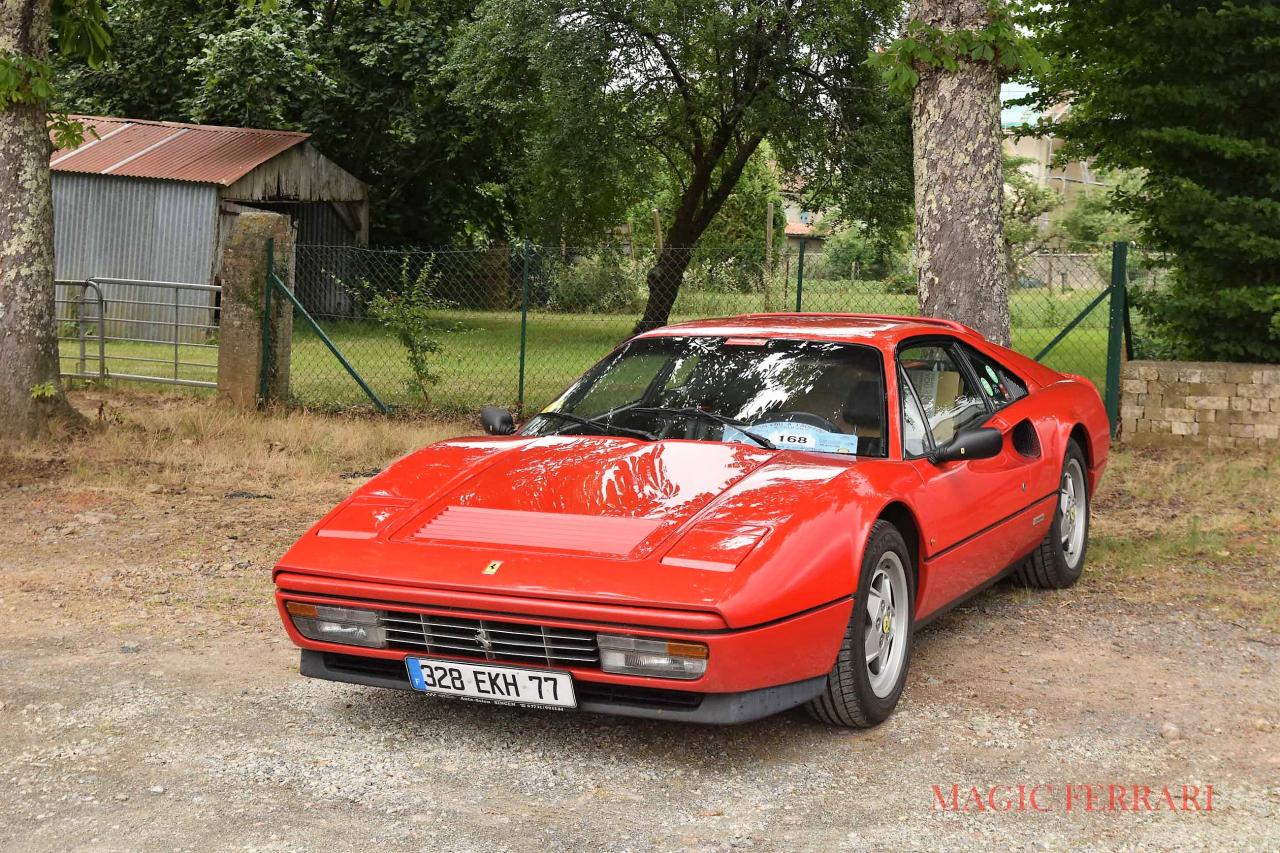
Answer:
1002, 153, 1061, 265
1055, 172, 1142, 251
450, 0, 912, 330
631, 148, 787, 262
869, 1, 1046, 96
1023, 1, 1280, 362
2, 0, 109, 147
822, 221, 911, 283
52, 0, 511, 245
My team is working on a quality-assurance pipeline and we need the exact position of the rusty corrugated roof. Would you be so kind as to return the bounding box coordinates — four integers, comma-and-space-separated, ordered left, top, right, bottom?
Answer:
785, 221, 819, 238
50, 116, 309, 186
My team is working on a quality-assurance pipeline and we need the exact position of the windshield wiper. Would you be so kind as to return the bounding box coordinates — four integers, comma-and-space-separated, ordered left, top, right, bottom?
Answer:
630, 407, 777, 450
536, 410, 658, 441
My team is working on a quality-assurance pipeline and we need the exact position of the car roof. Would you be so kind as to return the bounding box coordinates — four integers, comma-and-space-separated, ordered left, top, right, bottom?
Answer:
636, 313, 981, 346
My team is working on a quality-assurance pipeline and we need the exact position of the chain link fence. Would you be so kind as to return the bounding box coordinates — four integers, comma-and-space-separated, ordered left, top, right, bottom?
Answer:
287, 243, 1146, 416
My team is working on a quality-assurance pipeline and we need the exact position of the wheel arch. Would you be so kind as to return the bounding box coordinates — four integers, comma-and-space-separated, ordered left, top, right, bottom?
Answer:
1067, 421, 1103, 494
875, 501, 921, 600
1068, 422, 1092, 468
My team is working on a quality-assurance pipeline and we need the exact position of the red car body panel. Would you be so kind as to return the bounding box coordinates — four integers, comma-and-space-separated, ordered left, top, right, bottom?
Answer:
274, 313, 1110, 717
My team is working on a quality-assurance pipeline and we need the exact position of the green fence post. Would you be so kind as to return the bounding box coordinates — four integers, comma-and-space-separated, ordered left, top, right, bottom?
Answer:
259, 239, 274, 404
795, 239, 807, 312
516, 241, 531, 414
1105, 241, 1129, 435
270, 272, 389, 413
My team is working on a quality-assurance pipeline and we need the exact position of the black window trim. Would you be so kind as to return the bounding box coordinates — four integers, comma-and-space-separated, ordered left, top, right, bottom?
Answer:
897, 363, 935, 459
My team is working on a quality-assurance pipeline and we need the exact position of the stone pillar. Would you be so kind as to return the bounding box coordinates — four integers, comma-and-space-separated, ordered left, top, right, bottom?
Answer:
216, 210, 295, 408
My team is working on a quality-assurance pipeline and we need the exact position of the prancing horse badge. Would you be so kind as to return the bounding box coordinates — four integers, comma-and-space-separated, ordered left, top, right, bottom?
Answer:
483, 560, 502, 575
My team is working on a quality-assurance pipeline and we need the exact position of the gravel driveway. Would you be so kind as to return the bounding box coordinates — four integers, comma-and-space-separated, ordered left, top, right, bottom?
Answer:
1, 407, 1278, 851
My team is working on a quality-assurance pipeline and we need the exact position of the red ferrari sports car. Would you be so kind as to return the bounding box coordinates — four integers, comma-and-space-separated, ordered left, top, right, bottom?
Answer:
274, 313, 1109, 726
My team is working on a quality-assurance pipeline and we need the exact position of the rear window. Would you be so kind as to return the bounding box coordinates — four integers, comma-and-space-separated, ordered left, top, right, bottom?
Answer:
959, 344, 1028, 408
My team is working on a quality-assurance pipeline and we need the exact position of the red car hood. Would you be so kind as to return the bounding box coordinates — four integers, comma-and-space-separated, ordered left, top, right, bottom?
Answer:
275, 435, 857, 619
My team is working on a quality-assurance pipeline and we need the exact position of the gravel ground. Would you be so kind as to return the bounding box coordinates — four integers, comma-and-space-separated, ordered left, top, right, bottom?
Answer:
1, 434, 1278, 851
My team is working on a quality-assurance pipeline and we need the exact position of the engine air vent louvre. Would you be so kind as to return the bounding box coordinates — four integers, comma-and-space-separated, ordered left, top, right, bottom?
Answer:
1012, 419, 1042, 458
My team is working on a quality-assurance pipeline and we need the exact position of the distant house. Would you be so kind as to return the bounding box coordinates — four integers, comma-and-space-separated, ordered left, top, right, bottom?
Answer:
781, 186, 826, 254
50, 115, 368, 336
1000, 83, 1100, 202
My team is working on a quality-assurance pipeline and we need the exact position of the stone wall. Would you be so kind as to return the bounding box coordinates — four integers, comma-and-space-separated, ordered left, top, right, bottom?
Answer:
1120, 360, 1280, 448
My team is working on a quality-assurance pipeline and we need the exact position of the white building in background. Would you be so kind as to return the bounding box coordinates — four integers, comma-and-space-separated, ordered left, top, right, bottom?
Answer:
1001, 83, 1102, 202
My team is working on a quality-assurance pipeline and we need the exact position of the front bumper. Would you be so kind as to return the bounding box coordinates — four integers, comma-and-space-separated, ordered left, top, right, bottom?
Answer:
274, 577, 850, 724
301, 650, 829, 724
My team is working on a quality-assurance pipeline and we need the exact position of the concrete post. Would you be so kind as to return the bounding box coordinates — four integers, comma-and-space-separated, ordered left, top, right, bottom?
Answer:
216, 209, 295, 408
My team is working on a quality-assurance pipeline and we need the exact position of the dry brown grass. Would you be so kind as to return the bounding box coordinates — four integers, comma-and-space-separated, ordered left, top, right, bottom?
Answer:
3, 389, 1277, 633
1088, 444, 1280, 632
1, 389, 469, 496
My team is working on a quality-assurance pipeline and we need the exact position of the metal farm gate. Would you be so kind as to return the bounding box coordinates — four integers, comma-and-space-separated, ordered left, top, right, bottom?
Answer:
56, 277, 220, 388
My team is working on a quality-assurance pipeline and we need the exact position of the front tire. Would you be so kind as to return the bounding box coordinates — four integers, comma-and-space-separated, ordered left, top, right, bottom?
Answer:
1016, 439, 1090, 589
806, 520, 914, 728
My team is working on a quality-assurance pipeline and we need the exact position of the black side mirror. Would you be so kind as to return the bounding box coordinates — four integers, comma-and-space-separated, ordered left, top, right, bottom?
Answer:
480, 406, 516, 436
930, 427, 1002, 464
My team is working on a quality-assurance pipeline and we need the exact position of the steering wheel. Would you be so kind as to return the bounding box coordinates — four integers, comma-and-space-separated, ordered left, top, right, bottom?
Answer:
754, 411, 842, 433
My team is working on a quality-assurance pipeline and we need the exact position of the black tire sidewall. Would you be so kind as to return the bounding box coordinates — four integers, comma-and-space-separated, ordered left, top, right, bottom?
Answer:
847, 522, 915, 724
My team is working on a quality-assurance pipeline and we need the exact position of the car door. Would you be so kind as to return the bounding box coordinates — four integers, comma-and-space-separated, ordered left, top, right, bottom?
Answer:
897, 339, 1056, 617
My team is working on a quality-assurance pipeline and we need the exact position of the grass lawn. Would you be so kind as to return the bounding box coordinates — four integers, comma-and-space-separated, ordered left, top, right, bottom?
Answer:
61, 280, 1116, 415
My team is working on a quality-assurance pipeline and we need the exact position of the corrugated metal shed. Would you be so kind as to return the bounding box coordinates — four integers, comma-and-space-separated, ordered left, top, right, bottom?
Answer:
51, 115, 370, 334
53, 174, 220, 343
50, 116, 309, 186
53, 174, 219, 282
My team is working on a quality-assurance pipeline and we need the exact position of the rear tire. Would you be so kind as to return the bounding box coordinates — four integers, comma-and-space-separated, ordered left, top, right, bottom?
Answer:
806, 520, 914, 728
1016, 440, 1090, 589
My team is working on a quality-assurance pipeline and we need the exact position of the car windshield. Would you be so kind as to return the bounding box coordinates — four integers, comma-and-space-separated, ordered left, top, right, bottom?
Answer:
525, 336, 888, 457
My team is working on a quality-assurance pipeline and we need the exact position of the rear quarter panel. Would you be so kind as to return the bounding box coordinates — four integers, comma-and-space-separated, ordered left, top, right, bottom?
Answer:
965, 336, 1111, 488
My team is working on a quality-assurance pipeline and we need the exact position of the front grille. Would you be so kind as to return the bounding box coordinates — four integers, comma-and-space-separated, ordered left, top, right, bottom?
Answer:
382, 611, 601, 669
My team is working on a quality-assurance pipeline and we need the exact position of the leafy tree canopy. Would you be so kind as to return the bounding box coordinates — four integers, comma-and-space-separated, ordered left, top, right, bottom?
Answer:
449, 0, 912, 328
1055, 171, 1142, 252
51, 0, 511, 245
1022, 0, 1280, 362
1002, 153, 1061, 264
629, 146, 787, 262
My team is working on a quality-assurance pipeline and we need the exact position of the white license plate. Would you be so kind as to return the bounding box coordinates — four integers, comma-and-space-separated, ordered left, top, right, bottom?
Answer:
404, 657, 577, 709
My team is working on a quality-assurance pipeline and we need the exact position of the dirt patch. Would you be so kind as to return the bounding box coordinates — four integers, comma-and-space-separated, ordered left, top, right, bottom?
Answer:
0, 392, 1277, 851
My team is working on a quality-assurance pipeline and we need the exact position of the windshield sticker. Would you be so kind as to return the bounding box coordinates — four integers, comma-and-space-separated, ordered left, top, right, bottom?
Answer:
734, 422, 859, 455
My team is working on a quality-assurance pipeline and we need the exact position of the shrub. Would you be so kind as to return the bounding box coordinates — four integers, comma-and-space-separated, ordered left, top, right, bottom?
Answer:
1131, 274, 1280, 363
548, 252, 641, 312
683, 256, 766, 295
884, 268, 917, 295
353, 257, 454, 402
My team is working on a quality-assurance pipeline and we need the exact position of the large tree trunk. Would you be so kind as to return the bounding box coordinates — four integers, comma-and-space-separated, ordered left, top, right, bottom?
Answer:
0, 0, 81, 438
634, 246, 695, 333
911, 0, 1011, 345
632, 136, 764, 334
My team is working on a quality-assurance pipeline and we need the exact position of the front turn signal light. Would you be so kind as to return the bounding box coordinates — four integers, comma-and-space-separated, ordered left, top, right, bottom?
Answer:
286, 601, 387, 649
596, 634, 708, 680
